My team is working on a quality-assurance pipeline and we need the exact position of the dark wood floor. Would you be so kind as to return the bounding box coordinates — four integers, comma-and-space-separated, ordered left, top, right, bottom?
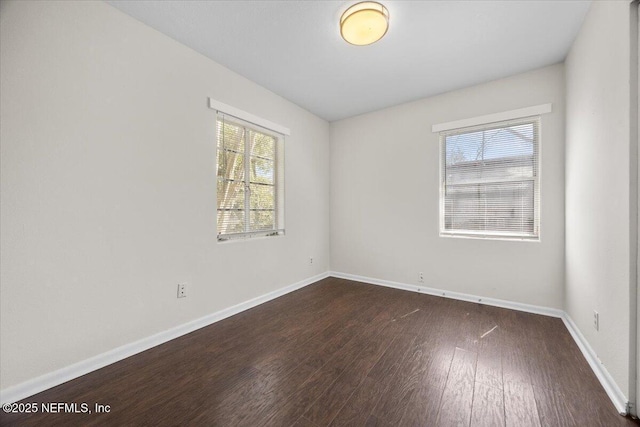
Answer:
1, 277, 637, 426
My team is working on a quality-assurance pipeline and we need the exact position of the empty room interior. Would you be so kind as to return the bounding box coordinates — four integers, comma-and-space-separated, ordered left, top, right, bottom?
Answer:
1, 0, 639, 425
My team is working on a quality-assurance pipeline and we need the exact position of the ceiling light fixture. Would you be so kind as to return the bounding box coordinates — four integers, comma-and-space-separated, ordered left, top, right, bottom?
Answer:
340, 1, 389, 46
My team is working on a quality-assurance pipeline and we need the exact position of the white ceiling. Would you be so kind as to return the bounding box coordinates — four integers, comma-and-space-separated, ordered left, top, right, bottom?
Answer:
107, 0, 590, 122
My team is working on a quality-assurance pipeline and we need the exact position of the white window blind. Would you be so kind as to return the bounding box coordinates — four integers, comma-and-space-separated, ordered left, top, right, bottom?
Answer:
216, 113, 284, 241
440, 117, 540, 240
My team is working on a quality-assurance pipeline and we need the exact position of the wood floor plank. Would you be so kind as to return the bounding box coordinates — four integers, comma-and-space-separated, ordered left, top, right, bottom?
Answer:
329, 377, 386, 427
397, 339, 454, 426
476, 329, 503, 390
261, 307, 401, 426
532, 385, 575, 427
367, 333, 416, 383
370, 340, 433, 425
364, 414, 393, 427
291, 416, 320, 427
436, 347, 477, 427
369, 303, 451, 425
452, 303, 483, 352
524, 336, 563, 392
471, 382, 505, 427
562, 386, 632, 427
302, 324, 395, 425
504, 380, 541, 427
398, 377, 446, 426
501, 342, 532, 385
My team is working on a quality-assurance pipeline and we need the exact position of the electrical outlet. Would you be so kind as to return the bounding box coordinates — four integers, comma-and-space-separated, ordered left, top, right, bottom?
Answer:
593, 310, 599, 331
177, 283, 187, 298
418, 272, 424, 283
309, 257, 313, 265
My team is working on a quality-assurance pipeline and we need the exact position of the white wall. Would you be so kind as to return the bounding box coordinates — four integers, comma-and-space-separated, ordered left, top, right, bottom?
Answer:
330, 64, 565, 309
565, 0, 634, 401
0, 0, 330, 390
637, 1, 640, 411
633, 1, 639, 414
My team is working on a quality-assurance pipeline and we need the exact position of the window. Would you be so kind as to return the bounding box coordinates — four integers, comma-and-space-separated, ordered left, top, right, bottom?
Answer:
439, 117, 540, 240
216, 114, 284, 241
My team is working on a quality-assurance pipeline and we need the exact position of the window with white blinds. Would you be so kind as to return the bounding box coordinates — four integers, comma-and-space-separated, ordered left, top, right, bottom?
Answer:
216, 113, 284, 241
439, 117, 540, 240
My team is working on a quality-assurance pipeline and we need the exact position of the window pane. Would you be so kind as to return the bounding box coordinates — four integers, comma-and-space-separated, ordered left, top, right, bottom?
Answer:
250, 156, 274, 184
248, 128, 276, 232
446, 123, 534, 164
445, 154, 535, 185
217, 209, 245, 235
216, 118, 247, 237
250, 210, 275, 231
250, 184, 274, 210
218, 150, 245, 181
217, 181, 245, 210
217, 180, 245, 236
442, 119, 539, 238
249, 130, 275, 160
217, 119, 245, 153
445, 122, 535, 185
445, 181, 534, 234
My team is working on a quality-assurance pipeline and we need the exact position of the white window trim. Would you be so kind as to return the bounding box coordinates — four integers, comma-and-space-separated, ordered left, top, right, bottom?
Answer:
208, 98, 290, 136
438, 111, 547, 241
431, 103, 552, 133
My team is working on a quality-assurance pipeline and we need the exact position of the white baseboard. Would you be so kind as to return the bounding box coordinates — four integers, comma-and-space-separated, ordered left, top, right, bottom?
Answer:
329, 271, 629, 415
330, 271, 564, 318
561, 313, 628, 414
0, 271, 329, 405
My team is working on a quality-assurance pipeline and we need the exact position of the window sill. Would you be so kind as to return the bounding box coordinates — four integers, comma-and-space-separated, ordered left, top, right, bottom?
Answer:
217, 230, 285, 243
440, 232, 540, 242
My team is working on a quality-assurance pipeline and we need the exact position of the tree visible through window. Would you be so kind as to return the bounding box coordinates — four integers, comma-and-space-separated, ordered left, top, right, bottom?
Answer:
216, 115, 284, 240
440, 117, 540, 239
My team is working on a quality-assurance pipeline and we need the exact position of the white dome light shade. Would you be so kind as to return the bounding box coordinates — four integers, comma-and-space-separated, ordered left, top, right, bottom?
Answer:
340, 2, 389, 46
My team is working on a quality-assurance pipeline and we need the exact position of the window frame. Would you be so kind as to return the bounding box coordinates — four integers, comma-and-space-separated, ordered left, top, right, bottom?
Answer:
215, 113, 285, 242
438, 116, 541, 241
